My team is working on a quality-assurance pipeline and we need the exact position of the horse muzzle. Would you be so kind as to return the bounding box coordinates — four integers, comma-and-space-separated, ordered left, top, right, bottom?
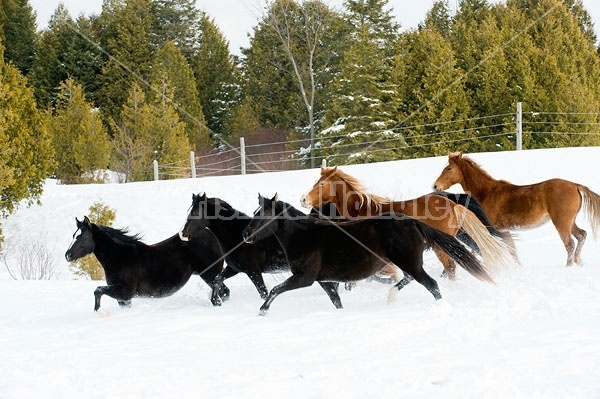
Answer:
242, 231, 255, 244
299, 195, 311, 209
178, 230, 191, 242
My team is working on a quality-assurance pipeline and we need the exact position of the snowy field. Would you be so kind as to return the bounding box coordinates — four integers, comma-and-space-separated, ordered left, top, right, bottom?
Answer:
2, 147, 600, 398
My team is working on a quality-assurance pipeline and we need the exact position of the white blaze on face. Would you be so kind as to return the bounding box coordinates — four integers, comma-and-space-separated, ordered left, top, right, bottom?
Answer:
69, 228, 82, 249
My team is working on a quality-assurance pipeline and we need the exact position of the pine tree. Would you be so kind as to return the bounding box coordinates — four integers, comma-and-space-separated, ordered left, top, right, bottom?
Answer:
506, 0, 600, 149
48, 77, 111, 183
318, 0, 401, 164
152, 0, 201, 59
0, 45, 54, 217
30, 6, 103, 108
392, 28, 471, 158
192, 12, 238, 139
111, 82, 191, 181
149, 40, 210, 150
242, 8, 304, 130
0, 0, 37, 75
111, 83, 154, 182
97, 0, 155, 126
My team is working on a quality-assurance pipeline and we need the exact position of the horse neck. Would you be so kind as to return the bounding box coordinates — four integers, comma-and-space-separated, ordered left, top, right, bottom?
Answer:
335, 181, 370, 217
206, 213, 251, 251
345, 190, 386, 217
458, 160, 497, 199
276, 213, 311, 248
91, 225, 128, 267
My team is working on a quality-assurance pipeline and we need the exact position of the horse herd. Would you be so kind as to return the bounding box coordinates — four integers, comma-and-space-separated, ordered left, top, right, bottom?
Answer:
65, 152, 600, 315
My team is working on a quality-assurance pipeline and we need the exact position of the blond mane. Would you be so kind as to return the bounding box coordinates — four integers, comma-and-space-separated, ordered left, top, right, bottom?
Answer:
323, 167, 390, 210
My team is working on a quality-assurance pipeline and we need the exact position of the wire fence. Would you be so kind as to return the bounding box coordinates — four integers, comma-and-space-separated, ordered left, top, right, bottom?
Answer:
154, 106, 600, 180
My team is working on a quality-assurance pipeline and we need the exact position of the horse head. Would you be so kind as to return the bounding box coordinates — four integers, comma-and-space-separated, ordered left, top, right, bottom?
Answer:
180, 193, 211, 240
65, 216, 95, 262
242, 193, 281, 244
300, 166, 342, 209
433, 152, 465, 191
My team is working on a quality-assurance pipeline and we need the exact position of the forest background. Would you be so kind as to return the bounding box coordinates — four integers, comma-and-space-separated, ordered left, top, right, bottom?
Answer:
2, 0, 600, 224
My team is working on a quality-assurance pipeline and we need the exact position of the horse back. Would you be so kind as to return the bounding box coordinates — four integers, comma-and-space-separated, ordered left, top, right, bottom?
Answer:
386, 194, 459, 235
481, 178, 581, 229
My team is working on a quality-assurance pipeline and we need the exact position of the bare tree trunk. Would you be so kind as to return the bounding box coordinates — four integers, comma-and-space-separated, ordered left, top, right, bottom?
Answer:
261, 0, 333, 168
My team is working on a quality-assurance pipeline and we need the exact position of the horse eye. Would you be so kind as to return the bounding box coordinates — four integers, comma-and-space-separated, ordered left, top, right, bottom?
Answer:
446, 167, 452, 171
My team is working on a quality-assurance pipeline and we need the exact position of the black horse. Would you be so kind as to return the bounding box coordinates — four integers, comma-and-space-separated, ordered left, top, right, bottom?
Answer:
179, 193, 290, 302
65, 216, 229, 311
242, 194, 494, 315
179, 194, 349, 302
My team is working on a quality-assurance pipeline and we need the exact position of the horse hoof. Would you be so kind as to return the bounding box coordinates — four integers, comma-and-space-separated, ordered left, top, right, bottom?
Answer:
258, 308, 269, 316
96, 308, 111, 318
387, 288, 399, 303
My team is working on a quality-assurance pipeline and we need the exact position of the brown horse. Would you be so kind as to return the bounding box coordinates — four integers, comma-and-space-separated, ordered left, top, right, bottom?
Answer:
300, 166, 513, 279
433, 152, 600, 266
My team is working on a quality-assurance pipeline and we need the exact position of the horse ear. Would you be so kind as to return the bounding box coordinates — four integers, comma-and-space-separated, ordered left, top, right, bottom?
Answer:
83, 216, 92, 228
449, 152, 462, 161
271, 193, 278, 202
200, 192, 206, 200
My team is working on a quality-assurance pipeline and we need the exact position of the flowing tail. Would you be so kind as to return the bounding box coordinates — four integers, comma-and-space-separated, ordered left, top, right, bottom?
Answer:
416, 221, 495, 284
578, 185, 600, 239
453, 204, 514, 273
434, 191, 503, 239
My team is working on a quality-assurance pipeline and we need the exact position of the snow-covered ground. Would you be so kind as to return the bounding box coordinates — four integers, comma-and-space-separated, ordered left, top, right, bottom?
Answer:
2, 147, 600, 398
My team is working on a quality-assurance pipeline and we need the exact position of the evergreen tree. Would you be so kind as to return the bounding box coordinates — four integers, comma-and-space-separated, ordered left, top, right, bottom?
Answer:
242, 8, 304, 130
392, 28, 471, 158
225, 95, 260, 141
0, 45, 54, 216
192, 12, 238, 139
48, 77, 111, 183
151, 0, 201, 58
31, 7, 103, 108
0, 0, 37, 75
149, 40, 210, 150
111, 82, 191, 181
422, 1, 452, 38
97, 0, 155, 126
318, 0, 401, 164
504, 0, 600, 149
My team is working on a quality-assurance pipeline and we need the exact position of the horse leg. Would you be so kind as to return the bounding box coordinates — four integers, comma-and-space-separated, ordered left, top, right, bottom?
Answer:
118, 300, 132, 308
210, 266, 239, 305
499, 230, 521, 266
259, 273, 315, 315
94, 283, 130, 311
551, 217, 578, 266
434, 246, 456, 280
572, 223, 587, 265
411, 269, 442, 300
318, 282, 343, 309
388, 272, 413, 303
201, 272, 231, 307
247, 268, 270, 300
391, 250, 441, 301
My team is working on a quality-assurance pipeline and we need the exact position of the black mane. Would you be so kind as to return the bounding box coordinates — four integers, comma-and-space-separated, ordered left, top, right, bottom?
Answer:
95, 224, 144, 245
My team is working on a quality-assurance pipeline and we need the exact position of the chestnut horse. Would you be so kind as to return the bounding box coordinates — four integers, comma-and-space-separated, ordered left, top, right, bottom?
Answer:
433, 152, 600, 266
300, 166, 513, 279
